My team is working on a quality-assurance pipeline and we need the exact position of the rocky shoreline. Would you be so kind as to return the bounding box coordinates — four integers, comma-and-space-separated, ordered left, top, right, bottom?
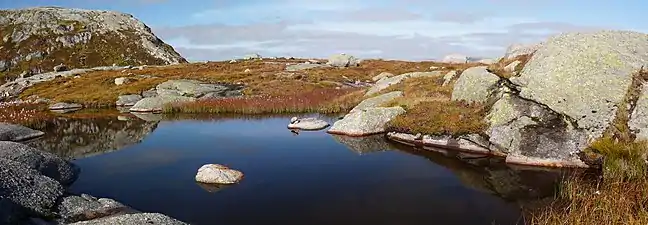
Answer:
0, 123, 188, 225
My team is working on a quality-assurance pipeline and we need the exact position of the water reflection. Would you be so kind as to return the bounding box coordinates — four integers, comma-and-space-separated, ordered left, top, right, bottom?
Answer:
25, 116, 159, 159
330, 134, 395, 155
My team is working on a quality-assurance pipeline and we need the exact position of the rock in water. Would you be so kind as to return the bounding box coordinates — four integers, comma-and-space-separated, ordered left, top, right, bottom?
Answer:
327, 54, 360, 67
451, 66, 500, 103
195, 164, 244, 184
0, 7, 186, 78
129, 95, 196, 112
510, 30, 648, 140
287, 118, 330, 130
0, 123, 45, 142
328, 107, 406, 136
0, 141, 79, 185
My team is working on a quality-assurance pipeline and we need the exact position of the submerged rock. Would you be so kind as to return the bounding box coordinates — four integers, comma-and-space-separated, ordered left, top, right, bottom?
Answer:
328, 107, 406, 136
195, 164, 244, 184
287, 118, 330, 130
0, 123, 44, 142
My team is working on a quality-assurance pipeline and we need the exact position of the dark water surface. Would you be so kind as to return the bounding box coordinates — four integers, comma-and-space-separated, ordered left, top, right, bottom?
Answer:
29, 113, 568, 225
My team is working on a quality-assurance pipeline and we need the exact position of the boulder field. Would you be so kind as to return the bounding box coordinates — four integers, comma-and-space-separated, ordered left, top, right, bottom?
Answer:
328, 30, 648, 168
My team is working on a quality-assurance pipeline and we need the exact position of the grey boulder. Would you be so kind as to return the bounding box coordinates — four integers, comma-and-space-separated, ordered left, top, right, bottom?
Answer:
116, 94, 143, 107
327, 54, 360, 67
0, 141, 79, 185
451, 66, 500, 103
328, 107, 406, 136
68, 213, 188, 225
351, 91, 402, 113
57, 194, 132, 223
195, 164, 244, 184
0, 123, 44, 142
129, 95, 196, 112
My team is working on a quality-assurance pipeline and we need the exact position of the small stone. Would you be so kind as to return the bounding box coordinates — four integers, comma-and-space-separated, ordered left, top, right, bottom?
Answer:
244, 68, 251, 73
195, 164, 244, 184
114, 77, 131, 86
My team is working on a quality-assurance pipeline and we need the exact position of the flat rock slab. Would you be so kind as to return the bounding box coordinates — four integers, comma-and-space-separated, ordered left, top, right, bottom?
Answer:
0, 123, 44, 142
327, 107, 406, 136
156, 80, 229, 98
129, 96, 196, 112
116, 95, 143, 107
351, 91, 402, 113
49, 102, 83, 110
287, 118, 329, 130
68, 213, 188, 225
195, 164, 244, 184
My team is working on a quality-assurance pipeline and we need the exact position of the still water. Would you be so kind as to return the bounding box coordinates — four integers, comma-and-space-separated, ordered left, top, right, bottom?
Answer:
28, 113, 566, 225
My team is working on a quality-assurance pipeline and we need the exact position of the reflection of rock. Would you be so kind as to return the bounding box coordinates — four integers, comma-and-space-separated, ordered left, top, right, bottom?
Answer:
25, 117, 158, 159
391, 143, 575, 201
131, 112, 164, 122
195, 182, 228, 193
330, 134, 395, 155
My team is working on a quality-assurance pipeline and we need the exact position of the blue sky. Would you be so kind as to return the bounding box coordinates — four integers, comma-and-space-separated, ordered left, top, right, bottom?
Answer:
1, 0, 646, 61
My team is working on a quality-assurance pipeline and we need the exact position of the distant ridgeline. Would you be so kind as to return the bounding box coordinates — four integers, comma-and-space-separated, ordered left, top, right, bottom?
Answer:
0, 6, 187, 81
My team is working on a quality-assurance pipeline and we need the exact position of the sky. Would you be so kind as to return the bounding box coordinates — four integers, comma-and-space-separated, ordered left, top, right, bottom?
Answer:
1, 0, 647, 62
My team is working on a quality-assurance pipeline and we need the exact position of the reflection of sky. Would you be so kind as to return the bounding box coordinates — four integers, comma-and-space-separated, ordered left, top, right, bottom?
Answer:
69, 115, 522, 225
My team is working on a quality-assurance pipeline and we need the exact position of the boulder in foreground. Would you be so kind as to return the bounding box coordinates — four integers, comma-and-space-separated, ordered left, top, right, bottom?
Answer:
195, 164, 244, 184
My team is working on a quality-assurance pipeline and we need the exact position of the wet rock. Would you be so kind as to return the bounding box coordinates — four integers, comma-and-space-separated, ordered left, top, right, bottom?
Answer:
442, 54, 468, 63
129, 95, 196, 112
328, 107, 406, 136
451, 66, 500, 103
0, 141, 79, 185
351, 91, 402, 113
0, 123, 45, 142
68, 213, 188, 225
327, 53, 360, 67
195, 164, 244, 184
287, 118, 330, 130
114, 77, 132, 86
116, 94, 142, 107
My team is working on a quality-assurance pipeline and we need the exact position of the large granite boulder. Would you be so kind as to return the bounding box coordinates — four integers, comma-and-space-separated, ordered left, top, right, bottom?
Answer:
451, 66, 500, 103
485, 94, 589, 167
509, 30, 648, 140
0, 123, 44, 142
327, 54, 360, 67
0, 141, 79, 185
327, 107, 406, 136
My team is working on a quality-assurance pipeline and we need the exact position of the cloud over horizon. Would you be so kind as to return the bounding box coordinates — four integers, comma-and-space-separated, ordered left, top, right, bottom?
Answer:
150, 0, 618, 62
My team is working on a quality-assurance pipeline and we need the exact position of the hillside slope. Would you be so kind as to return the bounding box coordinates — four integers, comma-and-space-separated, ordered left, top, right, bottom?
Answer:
0, 6, 187, 81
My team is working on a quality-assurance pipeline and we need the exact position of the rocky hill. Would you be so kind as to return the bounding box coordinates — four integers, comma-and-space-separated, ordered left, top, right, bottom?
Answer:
0, 6, 187, 81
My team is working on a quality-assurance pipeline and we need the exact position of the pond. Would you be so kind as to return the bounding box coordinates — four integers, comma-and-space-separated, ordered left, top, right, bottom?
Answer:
26, 113, 568, 225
